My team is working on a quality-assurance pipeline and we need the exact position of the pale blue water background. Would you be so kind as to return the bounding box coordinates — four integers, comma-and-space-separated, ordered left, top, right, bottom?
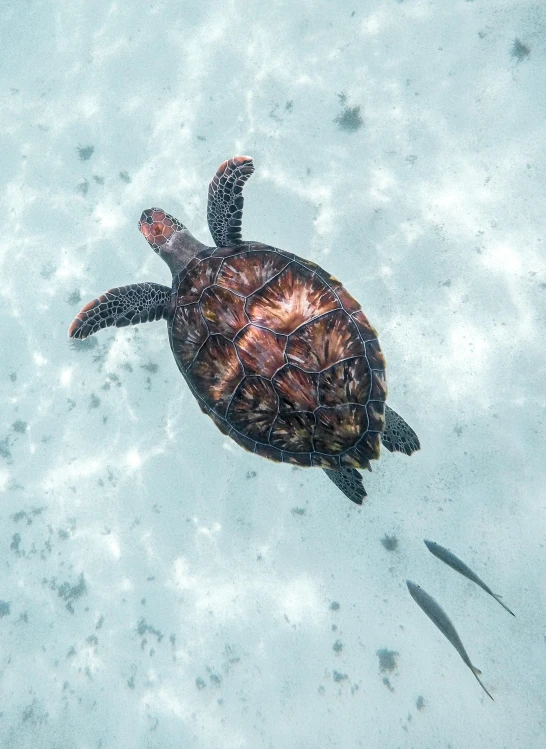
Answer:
1, 1, 546, 747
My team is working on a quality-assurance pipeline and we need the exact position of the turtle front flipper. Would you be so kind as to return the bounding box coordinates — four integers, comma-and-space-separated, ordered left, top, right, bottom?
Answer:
68, 282, 172, 339
207, 155, 254, 247
323, 468, 367, 505
382, 405, 420, 456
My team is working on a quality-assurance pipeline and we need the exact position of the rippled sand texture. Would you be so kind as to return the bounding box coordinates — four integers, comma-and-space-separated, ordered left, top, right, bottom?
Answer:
1, 1, 545, 747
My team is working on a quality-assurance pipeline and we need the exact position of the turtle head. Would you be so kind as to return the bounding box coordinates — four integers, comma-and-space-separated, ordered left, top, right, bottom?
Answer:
138, 208, 185, 253
139, 207, 208, 275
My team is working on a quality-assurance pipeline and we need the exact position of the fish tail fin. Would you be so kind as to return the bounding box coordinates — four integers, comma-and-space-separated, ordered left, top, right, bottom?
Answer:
494, 593, 515, 617
471, 667, 494, 700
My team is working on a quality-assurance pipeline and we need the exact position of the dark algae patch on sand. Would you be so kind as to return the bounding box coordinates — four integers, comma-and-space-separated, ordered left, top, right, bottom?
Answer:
381, 534, 398, 551
77, 144, 94, 161
335, 105, 363, 132
512, 39, 530, 61
376, 648, 399, 673
334, 92, 363, 132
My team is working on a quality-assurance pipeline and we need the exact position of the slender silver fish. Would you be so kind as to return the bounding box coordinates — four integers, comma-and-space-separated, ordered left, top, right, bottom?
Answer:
406, 580, 494, 700
424, 539, 515, 617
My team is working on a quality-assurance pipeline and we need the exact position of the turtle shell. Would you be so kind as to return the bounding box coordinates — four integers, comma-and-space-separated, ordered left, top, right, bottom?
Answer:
168, 243, 387, 469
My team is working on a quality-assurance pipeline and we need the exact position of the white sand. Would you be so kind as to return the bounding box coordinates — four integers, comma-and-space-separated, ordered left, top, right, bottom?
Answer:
1, 1, 545, 747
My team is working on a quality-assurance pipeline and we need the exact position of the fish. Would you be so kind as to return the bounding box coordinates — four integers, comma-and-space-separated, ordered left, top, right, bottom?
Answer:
424, 540, 515, 617
406, 580, 494, 700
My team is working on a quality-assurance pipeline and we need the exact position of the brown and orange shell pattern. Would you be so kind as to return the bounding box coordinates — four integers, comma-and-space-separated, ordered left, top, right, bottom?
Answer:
169, 244, 387, 469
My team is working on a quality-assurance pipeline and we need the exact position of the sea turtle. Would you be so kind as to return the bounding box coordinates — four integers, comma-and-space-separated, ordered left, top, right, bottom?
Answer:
69, 156, 419, 504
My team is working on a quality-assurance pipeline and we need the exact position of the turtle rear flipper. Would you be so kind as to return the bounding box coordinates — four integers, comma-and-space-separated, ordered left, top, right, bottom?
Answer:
68, 282, 172, 339
382, 405, 420, 456
323, 468, 366, 505
207, 155, 254, 247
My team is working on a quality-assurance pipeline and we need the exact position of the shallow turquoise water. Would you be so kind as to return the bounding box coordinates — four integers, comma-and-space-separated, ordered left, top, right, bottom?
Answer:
1, 1, 545, 747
